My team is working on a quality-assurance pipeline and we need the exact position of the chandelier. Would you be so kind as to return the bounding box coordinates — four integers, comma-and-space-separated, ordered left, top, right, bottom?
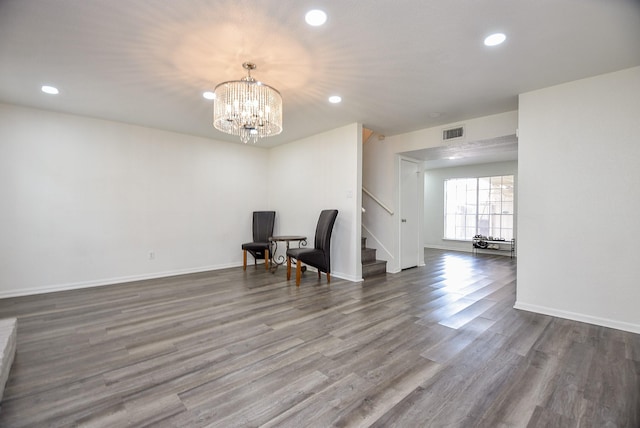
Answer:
213, 62, 283, 144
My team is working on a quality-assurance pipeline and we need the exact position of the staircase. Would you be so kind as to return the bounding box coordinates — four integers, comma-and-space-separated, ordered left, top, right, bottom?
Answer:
0, 318, 17, 404
361, 237, 387, 278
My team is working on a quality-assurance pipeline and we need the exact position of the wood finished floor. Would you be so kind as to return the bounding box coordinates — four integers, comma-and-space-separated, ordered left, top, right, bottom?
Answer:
0, 249, 638, 427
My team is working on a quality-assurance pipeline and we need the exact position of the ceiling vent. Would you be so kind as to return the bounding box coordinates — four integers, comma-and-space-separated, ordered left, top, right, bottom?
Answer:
442, 125, 465, 142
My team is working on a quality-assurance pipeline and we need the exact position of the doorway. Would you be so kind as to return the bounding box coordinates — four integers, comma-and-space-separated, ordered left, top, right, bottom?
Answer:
400, 159, 420, 269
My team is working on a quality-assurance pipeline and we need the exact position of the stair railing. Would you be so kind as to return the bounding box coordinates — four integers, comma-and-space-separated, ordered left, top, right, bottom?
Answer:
362, 187, 394, 215
362, 224, 395, 261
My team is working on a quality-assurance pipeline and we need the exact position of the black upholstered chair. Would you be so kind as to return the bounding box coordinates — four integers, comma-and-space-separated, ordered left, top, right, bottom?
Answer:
286, 209, 338, 286
242, 211, 275, 271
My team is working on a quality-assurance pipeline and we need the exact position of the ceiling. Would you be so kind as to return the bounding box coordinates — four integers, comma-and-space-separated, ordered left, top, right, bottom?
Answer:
1, 0, 639, 154
403, 134, 519, 170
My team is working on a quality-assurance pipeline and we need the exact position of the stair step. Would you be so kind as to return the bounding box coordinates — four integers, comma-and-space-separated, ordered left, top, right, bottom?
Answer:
362, 259, 387, 278
361, 236, 385, 278
0, 318, 17, 404
362, 247, 377, 263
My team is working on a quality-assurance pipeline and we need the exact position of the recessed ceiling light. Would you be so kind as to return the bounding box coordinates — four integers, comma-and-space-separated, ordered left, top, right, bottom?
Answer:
41, 85, 59, 95
484, 33, 506, 46
328, 95, 342, 104
203, 91, 215, 100
305, 9, 327, 26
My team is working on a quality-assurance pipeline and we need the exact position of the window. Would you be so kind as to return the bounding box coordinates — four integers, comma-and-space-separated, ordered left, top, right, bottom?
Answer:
444, 175, 514, 240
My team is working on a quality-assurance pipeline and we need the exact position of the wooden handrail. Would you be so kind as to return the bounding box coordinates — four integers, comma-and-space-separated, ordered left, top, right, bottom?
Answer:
362, 187, 394, 215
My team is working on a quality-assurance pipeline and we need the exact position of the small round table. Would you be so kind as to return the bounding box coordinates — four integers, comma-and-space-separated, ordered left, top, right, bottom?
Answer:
269, 235, 307, 271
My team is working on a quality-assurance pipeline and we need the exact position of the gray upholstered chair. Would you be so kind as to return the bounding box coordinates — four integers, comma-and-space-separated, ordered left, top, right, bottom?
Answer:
242, 211, 275, 270
286, 209, 338, 286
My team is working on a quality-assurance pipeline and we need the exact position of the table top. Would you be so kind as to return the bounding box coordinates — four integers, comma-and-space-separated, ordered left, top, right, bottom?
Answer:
270, 235, 306, 242
472, 237, 514, 243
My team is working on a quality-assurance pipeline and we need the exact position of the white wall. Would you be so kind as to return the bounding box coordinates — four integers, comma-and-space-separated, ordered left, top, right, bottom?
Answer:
516, 66, 640, 333
424, 161, 517, 253
393, 111, 519, 153
362, 136, 398, 270
0, 103, 269, 297
268, 124, 362, 282
362, 111, 518, 272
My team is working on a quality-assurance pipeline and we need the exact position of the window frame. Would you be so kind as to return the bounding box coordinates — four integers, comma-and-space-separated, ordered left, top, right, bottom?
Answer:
444, 175, 514, 241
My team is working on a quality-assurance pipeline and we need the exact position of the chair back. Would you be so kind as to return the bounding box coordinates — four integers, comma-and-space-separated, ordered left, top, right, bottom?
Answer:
253, 211, 275, 242
314, 209, 338, 254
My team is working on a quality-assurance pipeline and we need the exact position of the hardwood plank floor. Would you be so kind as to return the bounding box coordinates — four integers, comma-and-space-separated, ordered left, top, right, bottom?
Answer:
0, 249, 638, 427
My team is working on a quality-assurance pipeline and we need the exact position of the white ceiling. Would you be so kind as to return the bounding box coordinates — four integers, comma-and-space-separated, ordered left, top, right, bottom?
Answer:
403, 134, 519, 170
1, 0, 639, 155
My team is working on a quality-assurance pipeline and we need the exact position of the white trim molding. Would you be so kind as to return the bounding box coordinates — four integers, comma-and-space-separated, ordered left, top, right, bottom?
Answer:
514, 301, 640, 334
0, 263, 241, 299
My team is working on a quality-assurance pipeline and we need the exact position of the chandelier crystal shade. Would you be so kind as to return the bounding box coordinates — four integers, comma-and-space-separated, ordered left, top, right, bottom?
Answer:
213, 62, 283, 144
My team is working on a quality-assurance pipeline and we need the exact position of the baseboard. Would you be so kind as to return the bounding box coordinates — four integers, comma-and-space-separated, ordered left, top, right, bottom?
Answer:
1, 263, 374, 298
333, 273, 363, 283
514, 301, 640, 334
0, 263, 241, 299
301, 267, 363, 283
425, 245, 516, 258
425, 244, 470, 251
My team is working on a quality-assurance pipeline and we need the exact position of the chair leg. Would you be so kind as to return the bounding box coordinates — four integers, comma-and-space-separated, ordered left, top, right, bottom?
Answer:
286, 256, 291, 280
317, 270, 321, 279
296, 262, 302, 286
265, 249, 269, 270
243, 250, 247, 271
326, 272, 331, 283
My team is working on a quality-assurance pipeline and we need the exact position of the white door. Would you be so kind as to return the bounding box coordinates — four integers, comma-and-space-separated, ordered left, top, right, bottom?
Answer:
400, 159, 419, 269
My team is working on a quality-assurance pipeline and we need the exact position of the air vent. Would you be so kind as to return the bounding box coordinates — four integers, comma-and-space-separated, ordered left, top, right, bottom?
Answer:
442, 126, 464, 141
